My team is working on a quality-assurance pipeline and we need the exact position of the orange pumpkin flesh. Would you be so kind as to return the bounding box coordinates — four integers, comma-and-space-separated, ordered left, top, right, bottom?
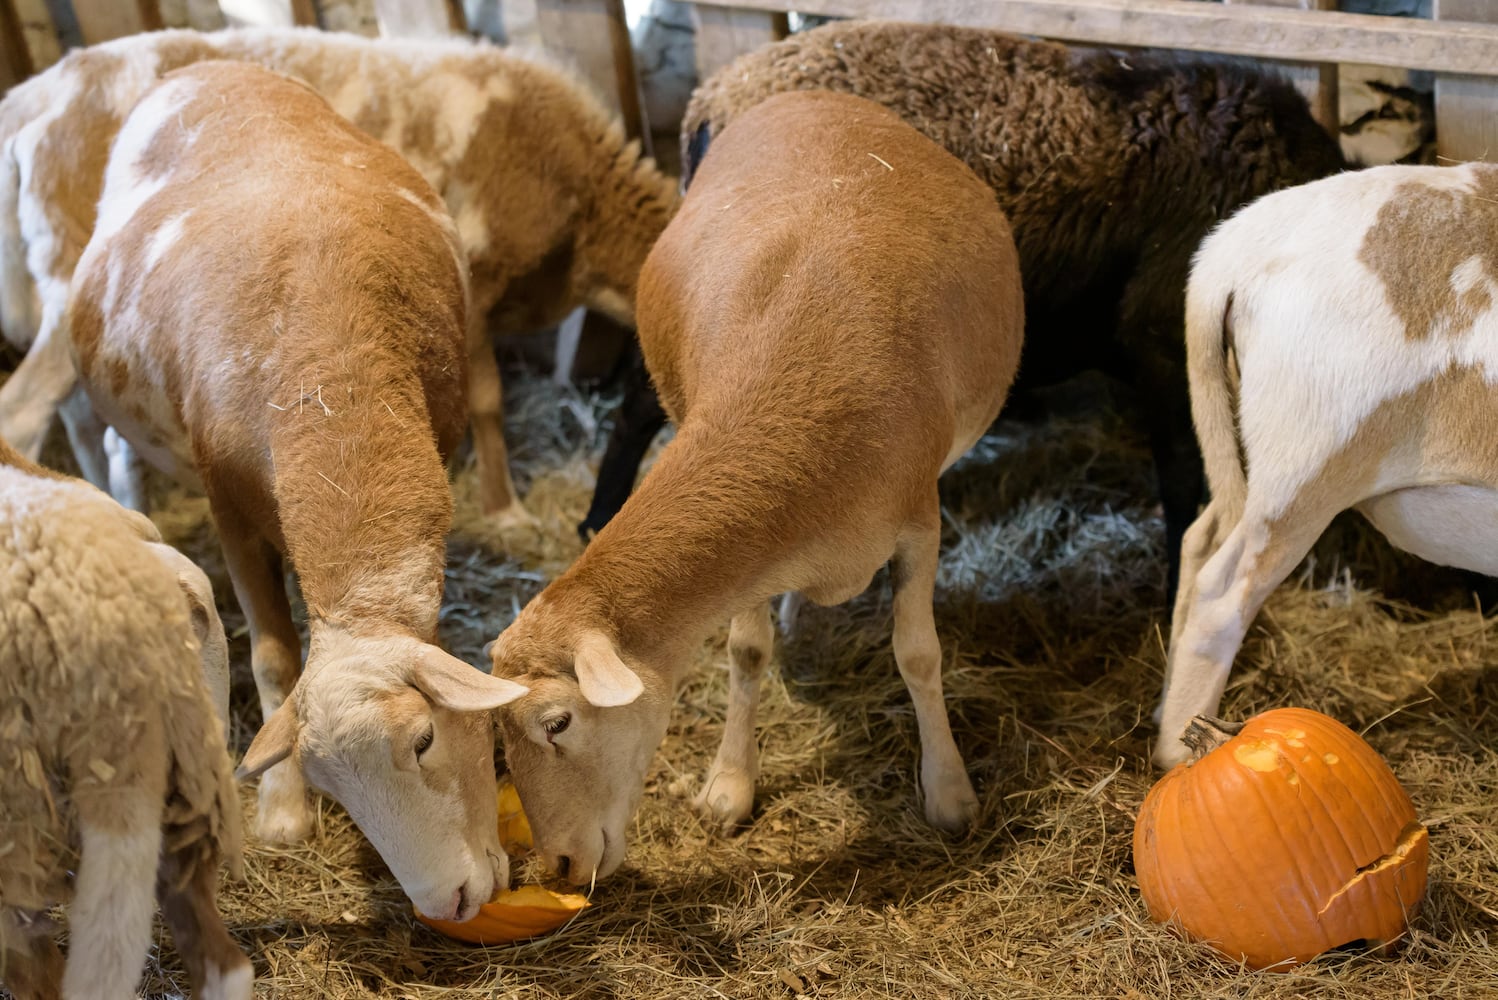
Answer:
416, 777, 588, 944
497, 777, 532, 856
1134, 708, 1428, 970
415, 885, 590, 945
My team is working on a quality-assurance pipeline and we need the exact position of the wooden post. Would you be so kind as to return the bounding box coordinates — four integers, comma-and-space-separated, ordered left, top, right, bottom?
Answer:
1223, 0, 1339, 137
288, 0, 319, 26
69, 0, 163, 43
534, 0, 645, 141
1434, 0, 1498, 163
217, 0, 319, 28
691, 6, 789, 83
374, 0, 466, 37
0, 0, 33, 93
534, 0, 649, 385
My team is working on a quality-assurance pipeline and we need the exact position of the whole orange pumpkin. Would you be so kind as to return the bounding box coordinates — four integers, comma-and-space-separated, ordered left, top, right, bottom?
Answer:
1134, 708, 1428, 970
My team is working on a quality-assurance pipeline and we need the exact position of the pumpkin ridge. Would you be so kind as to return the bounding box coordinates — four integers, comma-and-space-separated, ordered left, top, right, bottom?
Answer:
1274, 739, 1356, 936
1320, 720, 1414, 866
1157, 772, 1205, 929
1207, 760, 1302, 965
1346, 731, 1416, 845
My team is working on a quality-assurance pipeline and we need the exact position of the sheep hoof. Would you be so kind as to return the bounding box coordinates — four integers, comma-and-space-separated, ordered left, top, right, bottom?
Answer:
255, 785, 313, 843
1152, 737, 1191, 771
693, 767, 755, 834
489, 501, 539, 535
922, 769, 979, 834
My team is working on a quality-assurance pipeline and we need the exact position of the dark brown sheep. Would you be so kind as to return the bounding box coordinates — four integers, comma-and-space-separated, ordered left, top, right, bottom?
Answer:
580, 19, 1346, 602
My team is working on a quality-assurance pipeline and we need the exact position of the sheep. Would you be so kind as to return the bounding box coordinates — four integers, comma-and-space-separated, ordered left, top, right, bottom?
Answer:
0, 25, 678, 524
578, 18, 1346, 601
0, 437, 250, 1000
488, 89, 1024, 882
65, 60, 531, 921
1155, 162, 1498, 767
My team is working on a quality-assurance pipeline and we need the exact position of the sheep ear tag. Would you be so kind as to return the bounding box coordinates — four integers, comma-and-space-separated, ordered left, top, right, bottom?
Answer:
574, 631, 642, 707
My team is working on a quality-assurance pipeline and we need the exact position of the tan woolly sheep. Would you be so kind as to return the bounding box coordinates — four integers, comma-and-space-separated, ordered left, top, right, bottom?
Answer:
0, 438, 248, 1000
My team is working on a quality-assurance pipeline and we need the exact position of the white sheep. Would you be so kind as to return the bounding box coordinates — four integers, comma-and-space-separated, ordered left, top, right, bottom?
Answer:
69, 59, 529, 922
1156, 161, 1498, 766
0, 438, 249, 1000
0, 25, 677, 523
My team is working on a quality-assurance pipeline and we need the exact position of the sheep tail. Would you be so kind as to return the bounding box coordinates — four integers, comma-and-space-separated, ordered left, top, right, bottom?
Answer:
160, 678, 246, 888
1184, 256, 1246, 523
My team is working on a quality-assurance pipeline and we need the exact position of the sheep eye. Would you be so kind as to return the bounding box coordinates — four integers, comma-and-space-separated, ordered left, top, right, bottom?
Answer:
415, 725, 435, 759
543, 714, 571, 740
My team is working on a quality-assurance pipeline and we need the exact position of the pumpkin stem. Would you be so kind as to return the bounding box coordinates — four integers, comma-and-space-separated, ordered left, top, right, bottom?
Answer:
1182, 716, 1245, 760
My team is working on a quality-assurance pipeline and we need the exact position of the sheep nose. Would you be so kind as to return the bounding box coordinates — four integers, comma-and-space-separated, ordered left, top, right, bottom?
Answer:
555, 855, 572, 881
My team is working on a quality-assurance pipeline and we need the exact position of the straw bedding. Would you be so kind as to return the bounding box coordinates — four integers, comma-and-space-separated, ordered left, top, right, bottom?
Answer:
18, 363, 1498, 999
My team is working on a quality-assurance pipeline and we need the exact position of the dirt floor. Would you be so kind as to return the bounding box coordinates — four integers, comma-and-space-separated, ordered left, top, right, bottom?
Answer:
31, 364, 1498, 998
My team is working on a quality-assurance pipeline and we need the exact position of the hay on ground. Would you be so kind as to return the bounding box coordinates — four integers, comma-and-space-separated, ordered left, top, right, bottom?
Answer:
27, 365, 1498, 999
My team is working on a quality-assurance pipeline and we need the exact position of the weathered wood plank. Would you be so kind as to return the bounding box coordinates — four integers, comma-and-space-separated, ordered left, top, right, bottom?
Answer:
217, 0, 318, 29
289, 0, 319, 27
689, 0, 1498, 76
373, 0, 466, 37
69, 0, 162, 43
1434, 0, 1498, 162
692, 6, 788, 83
534, 0, 648, 384
534, 0, 646, 141
1223, 0, 1339, 136
0, 0, 33, 92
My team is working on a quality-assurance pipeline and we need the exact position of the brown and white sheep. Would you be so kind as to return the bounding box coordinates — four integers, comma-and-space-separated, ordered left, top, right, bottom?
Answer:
1156, 162, 1498, 766
488, 90, 1024, 882
0, 25, 677, 523
0, 437, 249, 1000
578, 18, 1346, 604
65, 60, 529, 921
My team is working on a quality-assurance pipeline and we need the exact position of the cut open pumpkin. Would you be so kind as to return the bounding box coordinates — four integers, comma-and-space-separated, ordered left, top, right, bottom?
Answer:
416, 777, 588, 944
415, 885, 590, 944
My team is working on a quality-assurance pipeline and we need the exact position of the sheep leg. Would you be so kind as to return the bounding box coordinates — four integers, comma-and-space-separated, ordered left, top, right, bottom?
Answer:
55, 387, 113, 496
578, 342, 667, 540
466, 313, 530, 526
1152, 429, 1207, 609
694, 601, 774, 832
0, 303, 73, 464
215, 506, 311, 842
60, 789, 162, 1000
2, 933, 64, 1000
157, 852, 252, 1000
1157, 495, 1234, 724
776, 591, 806, 639
1154, 504, 1336, 768
892, 512, 978, 833
102, 425, 147, 513
1117, 254, 1202, 609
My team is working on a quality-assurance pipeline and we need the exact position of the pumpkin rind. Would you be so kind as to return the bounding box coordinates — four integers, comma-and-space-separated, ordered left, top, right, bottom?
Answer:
1134, 707, 1428, 970
415, 885, 590, 944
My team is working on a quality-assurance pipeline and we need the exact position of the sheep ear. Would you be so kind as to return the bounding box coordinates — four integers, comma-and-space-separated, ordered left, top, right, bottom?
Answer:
237, 699, 298, 780
574, 631, 642, 708
412, 644, 529, 712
